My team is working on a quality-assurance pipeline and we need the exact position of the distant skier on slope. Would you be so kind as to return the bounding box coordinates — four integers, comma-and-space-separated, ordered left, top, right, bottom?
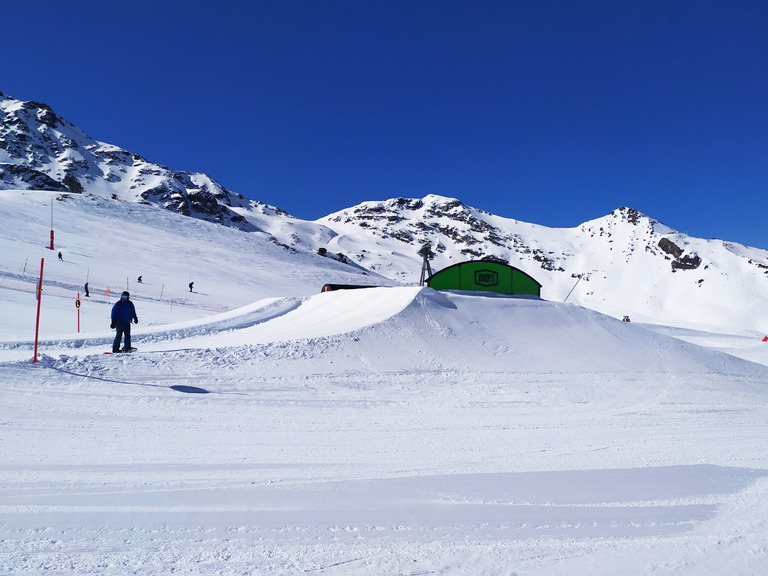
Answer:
110, 291, 139, 353
189, 281, 194, 292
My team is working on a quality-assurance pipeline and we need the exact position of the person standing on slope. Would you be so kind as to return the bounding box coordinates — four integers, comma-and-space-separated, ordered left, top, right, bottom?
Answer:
110, 291, 138, 353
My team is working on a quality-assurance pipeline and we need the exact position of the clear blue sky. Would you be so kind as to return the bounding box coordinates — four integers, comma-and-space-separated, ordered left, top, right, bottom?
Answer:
2, 1, 767, 248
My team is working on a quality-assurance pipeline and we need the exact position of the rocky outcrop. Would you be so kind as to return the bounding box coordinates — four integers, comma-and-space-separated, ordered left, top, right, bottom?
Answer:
671, 253, 702, 270
0, 163, 68, 191
658, 237, 683, 258
658, 238, 702, 270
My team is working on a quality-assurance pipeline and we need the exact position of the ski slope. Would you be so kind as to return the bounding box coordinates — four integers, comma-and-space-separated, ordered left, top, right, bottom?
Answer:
2, 190, 768, 575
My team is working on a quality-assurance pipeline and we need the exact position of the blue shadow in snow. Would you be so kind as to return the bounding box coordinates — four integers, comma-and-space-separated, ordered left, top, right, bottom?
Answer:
170, 385, 210, 394
46, 366, 211, 395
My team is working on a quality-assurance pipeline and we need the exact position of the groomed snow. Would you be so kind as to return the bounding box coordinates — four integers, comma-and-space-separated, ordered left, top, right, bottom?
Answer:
2, 190, 768, 575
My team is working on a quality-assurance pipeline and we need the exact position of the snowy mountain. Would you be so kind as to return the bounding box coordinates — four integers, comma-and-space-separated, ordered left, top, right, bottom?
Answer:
3, 90, 768, 336
0, 90, 294, 232
321, 195, 768, 334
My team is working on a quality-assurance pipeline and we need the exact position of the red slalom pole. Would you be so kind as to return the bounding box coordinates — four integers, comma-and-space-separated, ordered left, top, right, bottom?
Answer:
33, 258, 44, 363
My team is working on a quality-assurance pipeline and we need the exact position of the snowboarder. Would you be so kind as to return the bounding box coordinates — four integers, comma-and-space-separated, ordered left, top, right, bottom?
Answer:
84, 282, 90, 297
138, 276, 143, 283
189, 282, 194, 292
57, 251, 63, 261
110, 291, 138, 353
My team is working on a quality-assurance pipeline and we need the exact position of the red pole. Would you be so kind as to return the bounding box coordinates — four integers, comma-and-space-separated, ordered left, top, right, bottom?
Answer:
49, 229, 54, 250
33, 258, 44, 363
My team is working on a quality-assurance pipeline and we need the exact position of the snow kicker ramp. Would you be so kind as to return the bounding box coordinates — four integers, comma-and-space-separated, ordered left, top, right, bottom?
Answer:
4, 285, 767, 383
126, 285, 767, 379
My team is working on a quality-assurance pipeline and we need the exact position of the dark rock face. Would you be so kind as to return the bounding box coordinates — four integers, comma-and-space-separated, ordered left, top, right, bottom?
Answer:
0, 163, 68, 191
613, 206, 641, 225
63, 173, 84, 194
658, 238, 683, 258
671, 254, 702, 270
658, 238, 701, 270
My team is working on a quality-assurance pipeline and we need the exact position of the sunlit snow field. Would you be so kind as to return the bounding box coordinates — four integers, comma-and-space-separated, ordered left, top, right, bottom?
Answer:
1, 191, 767, 575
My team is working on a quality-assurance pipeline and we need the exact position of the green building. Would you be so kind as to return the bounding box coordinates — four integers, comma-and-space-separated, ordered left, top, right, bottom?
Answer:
427, 261, 541, 297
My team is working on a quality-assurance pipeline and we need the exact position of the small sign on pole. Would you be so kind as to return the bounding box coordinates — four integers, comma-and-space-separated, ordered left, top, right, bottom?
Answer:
75, 293, 81, 333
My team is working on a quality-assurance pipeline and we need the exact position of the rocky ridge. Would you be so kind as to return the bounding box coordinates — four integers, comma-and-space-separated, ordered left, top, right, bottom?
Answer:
0, 91, 283, 232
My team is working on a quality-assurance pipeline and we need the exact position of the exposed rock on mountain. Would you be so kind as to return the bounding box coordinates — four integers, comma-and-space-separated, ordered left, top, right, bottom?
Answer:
0, 93, 273, 231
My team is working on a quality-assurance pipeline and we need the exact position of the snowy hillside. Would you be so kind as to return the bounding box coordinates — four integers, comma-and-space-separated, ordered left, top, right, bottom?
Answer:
0, 190, 387, 343
2, 184, 768, 574
3, 91, 768, 336
320, 196, 768, 335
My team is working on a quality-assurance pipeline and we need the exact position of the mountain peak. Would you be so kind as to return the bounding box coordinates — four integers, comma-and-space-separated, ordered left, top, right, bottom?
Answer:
0, 91, 272, 231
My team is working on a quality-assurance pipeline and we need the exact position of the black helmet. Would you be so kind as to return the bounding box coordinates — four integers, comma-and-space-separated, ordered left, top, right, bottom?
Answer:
122, 291, 130, 298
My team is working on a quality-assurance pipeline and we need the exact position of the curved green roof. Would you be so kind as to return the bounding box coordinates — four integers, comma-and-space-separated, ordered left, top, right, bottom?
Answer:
427, 261, 541, 296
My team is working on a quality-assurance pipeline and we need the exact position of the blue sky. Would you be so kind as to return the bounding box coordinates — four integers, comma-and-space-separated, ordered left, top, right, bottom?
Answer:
2, 1, 767, 248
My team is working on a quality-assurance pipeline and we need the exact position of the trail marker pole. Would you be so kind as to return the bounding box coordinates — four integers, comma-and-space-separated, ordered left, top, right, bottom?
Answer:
49, 199, 54, 250
33, 258, 44, 363
75, 293, 81, 333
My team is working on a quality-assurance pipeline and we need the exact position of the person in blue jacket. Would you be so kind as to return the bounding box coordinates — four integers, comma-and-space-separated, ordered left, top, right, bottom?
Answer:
110, 291, 138, 353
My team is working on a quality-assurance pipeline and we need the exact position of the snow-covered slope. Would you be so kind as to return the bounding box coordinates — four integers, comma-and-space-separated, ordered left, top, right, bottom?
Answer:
2, 288, 768, 574
2, 183, 768, 574
0, 190, 389, 343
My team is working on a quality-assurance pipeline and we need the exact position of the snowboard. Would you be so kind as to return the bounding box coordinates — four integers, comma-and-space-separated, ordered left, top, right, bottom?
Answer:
103, 348, 137, 355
